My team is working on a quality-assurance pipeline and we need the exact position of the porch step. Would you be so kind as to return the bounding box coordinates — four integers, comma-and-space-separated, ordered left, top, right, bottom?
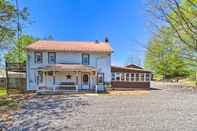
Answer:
36, 89, 96, 95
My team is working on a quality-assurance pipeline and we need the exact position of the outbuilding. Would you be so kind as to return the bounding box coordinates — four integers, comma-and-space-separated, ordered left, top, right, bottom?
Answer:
111, 64, 152, 90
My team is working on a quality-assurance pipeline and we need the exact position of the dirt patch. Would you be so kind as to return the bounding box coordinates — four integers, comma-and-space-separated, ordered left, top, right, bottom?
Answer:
70, 90, 149, 96
106, 90, 149, 96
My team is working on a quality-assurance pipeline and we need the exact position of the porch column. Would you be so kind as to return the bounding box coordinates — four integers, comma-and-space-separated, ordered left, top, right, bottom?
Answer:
124, 73, 127, 81
134, 73, 136, 82
76, 71, 79, 92
95, 72, 97, 93
53, 71, 56, 91
139, 73, 142, 81
129, 73, 132, 82
144, 73, 146, 82
35, 71, 39, 90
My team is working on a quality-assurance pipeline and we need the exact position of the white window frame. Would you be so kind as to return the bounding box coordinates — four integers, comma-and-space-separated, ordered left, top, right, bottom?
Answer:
34, 52, 43, 64
48, 52, 56, 64
82, 54, 90, 65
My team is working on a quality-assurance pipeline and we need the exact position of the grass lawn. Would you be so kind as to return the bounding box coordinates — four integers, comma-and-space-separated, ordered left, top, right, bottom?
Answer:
179, 79, 197, 87
0, 87, 20, 113
0, 87, 6, 96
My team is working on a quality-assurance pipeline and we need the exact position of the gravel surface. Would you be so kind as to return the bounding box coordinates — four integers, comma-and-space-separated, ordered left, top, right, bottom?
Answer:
1, 82, 197, 131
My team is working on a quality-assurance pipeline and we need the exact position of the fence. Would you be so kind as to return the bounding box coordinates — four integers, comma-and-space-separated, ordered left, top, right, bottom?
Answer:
5, 62, 26, 92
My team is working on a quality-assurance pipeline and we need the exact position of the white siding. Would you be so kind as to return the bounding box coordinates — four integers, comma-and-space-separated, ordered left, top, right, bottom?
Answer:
26, 51, 112, 90
56, 52, 81, 64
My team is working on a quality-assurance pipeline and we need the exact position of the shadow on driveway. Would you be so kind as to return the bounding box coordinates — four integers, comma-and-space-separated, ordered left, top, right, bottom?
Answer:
1, 95, 89, 130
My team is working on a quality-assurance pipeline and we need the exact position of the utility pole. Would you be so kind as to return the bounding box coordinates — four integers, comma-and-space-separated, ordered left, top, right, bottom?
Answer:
15, 0, 23, 92
15, 0, 21, 63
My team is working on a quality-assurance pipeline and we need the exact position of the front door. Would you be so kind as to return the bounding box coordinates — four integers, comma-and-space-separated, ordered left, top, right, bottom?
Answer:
82, 73, 89, 89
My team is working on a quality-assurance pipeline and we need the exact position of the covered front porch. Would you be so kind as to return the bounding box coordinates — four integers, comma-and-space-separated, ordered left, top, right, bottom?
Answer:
34, 64, 104, 92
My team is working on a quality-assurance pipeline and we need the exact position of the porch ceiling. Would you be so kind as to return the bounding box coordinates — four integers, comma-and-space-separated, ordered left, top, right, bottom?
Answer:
34, 64, 96, 72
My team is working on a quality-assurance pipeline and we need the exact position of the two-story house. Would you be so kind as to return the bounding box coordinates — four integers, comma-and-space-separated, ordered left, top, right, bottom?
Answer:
26, 40, 113, 92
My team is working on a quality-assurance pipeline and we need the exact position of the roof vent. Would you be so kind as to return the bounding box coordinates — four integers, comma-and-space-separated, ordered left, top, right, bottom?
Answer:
95, 40, 100, 44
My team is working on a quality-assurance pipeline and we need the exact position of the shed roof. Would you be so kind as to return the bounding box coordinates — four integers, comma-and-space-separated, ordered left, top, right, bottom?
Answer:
111, 66, 151, 73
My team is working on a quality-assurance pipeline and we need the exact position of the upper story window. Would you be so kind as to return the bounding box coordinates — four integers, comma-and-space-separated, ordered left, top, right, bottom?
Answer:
34, 52, 43, 64
82, 54, 89, 65
48, 52, 56, 64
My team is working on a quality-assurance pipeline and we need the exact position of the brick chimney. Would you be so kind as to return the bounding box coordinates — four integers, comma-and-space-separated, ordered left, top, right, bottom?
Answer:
104, 37, 109, 43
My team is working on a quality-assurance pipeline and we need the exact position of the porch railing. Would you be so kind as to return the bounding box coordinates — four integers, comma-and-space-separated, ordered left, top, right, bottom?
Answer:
37, 84, 78, 92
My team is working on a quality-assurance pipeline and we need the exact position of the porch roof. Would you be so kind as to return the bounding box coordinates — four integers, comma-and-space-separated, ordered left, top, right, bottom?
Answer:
34, 64, 96, 72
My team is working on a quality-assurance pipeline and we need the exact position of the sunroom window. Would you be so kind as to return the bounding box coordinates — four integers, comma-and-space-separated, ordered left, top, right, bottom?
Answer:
140, 73, 144, 81
116, 73, 120, 81
146, 73, 150, 81
136, 73, 139, 81
112, 73, 115, 80
130, 73, 134, 81
126, 73, 129, 81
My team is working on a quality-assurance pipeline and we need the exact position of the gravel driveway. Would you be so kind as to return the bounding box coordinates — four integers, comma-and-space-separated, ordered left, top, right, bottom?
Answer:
1, 82, 197, 131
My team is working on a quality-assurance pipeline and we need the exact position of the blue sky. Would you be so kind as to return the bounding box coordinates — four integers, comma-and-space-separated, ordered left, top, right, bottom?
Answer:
21, 0, 150, 66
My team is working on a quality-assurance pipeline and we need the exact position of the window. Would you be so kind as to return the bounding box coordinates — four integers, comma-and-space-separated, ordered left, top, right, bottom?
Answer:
146, 73, 150, 81
34, 52, 43, 64
126, 73, 129, 81
48, 52, 56, 64
140, 73, 144, 81
121, 73, 124, 81
136, 73, 139, 81
116, 73, 120, 81
82, 54, 89, 65
83, 74, 89, 84
112, 73, 115, 81
130, 73, 134, 81
97, 73, 104, 84
48, 71, 53, 76
37, 71, 43, 85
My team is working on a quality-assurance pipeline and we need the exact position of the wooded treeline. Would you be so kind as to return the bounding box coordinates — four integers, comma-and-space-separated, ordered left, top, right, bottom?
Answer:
144, 0, 197, 82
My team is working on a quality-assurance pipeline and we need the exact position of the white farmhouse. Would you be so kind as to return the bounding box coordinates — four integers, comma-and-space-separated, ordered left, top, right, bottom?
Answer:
26, 40, 113, 92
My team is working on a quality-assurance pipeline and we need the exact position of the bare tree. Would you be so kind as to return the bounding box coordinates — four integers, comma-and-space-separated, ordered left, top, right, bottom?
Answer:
145, 0, 197, 83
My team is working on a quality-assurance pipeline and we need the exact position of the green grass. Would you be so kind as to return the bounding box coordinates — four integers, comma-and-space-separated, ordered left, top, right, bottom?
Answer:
0, 98, 19, 111
0, 88, 19, 111
179, 79, 197, 87
0, 87, 6, 96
